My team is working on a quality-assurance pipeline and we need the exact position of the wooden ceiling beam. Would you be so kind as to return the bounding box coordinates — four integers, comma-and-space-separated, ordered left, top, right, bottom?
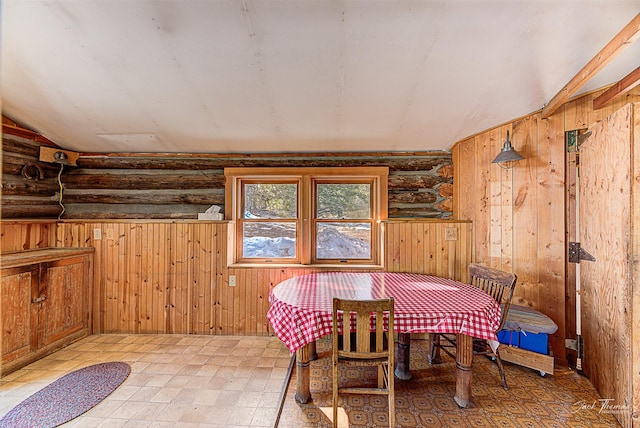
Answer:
593, 66, 640, 110
541, 13, 640, 119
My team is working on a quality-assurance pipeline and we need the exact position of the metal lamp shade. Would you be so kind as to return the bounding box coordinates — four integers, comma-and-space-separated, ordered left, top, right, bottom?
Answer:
492, 131, 524, 168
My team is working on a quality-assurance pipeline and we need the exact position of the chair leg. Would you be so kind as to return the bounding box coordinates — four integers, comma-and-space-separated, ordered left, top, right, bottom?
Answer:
428, 333, 442, 364
332, 361, 339, 428
385, 364, 394, 428
494, 350, 508, 389
389, 369, 396, 428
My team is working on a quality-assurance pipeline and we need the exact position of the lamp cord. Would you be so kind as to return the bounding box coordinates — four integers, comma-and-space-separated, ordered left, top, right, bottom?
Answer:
57, 163, 66, 219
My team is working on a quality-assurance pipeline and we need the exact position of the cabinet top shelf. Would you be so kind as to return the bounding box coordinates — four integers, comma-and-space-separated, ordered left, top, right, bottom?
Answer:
1, 247, 94, 269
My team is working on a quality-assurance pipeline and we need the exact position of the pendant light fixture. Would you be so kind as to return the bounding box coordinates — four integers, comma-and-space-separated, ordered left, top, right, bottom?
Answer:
491, 130, 524, 169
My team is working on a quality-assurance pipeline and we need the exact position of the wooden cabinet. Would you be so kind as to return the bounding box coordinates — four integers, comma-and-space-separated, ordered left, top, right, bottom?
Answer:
1, 248, 93, 376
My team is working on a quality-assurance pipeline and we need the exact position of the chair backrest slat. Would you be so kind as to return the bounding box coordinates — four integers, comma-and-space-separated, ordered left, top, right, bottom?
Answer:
468, 263, 517, 331
332, 297, 394, 359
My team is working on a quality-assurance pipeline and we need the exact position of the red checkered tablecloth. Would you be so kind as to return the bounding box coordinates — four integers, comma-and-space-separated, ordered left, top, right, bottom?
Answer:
267, 272, 501, 354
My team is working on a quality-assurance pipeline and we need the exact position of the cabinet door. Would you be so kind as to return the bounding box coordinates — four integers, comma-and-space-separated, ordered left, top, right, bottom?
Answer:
1, 265, 38, 365
38, 256, 88, 347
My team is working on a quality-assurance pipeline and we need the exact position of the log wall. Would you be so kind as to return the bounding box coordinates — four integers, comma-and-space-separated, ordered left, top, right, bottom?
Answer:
0, 219, 472, 335
65, 153, 452, 219
452, 86, 640, 364
1, 132, 454, 220
1, 131, 65, 218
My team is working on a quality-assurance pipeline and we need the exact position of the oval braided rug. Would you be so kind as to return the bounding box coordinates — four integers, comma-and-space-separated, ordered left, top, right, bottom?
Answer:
0, 361, 130, 428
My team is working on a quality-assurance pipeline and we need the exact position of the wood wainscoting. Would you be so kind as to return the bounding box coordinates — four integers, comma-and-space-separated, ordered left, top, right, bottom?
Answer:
1, 219, 472, 336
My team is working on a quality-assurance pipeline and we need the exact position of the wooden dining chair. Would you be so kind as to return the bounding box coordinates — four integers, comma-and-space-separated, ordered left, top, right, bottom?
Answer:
332, 297, 395, 428
429, 263, 517, 389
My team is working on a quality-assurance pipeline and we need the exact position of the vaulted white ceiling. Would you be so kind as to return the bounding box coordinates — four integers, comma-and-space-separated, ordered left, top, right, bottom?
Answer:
2, 1, 639, 154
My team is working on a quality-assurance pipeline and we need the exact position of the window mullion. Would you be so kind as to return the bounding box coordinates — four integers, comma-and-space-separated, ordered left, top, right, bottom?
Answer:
300, 175, 311, 264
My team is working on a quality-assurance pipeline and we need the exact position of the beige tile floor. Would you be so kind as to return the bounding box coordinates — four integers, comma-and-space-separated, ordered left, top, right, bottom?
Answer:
0, 334, 293, 427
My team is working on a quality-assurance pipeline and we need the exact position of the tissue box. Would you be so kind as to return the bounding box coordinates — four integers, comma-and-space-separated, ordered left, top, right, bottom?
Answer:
198, 213, 223, 220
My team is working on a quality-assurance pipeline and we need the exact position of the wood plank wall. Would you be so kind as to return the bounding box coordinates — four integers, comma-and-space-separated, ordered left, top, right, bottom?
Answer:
1, 219, 472, 336
452, 86, 640, 363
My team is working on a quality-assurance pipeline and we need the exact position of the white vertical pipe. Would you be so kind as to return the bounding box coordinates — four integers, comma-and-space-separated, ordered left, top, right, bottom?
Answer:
575, 158, 581, 337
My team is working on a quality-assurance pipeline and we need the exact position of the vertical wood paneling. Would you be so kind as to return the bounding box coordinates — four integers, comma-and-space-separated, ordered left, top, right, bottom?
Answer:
452, 87, 640, 364
456, 138, 477, 237
451, 145, 460, 218
385, 222, 399, 272
564, 96, 589, 131
140, 223, 152, 333
46, 219, 472, 336
383, 220, 472, 281
402, 221, 412, 272
159, 224, 170, 334
1, 222, 54, 252
512, 115, 539, 308
413, 222, 424, 274
117, 224, 127, 333
537, 112, 567, 359
475, 132, 491, 264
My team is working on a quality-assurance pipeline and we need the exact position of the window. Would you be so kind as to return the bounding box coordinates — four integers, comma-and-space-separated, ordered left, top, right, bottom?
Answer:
225, 167, 388, 266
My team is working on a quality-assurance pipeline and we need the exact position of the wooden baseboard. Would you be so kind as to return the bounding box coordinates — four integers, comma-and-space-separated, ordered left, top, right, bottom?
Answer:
500, 346, 554, 376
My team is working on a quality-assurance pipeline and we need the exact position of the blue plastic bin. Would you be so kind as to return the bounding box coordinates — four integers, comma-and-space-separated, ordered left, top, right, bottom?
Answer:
519, 331, 548, 354
497, 330, 519, 347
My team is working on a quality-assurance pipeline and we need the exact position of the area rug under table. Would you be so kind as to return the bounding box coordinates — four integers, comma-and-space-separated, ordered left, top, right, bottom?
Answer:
0, 361, 130, 428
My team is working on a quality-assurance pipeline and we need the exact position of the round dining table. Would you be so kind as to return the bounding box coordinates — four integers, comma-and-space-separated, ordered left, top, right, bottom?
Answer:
267, 271, 501, 408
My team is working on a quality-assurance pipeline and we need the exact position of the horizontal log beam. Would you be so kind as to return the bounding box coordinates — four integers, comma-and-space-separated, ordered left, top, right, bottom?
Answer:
3, 136, 43, 158
1, 175, 60, 196
62, 204, 216, 220
389, 207, 444, 218
77, 154, 451, 172
64, 170, 225, 190
388, 174, 444, 190
63, 189, 224, 205
388, 190, 437, 204
65, 170, 450, 191
2, 153, 63, 177
1, 203, 62, 218
60, 212, 206, 220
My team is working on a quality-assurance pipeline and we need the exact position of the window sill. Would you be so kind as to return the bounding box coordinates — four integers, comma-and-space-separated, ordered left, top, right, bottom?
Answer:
228, 263, 385, 270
